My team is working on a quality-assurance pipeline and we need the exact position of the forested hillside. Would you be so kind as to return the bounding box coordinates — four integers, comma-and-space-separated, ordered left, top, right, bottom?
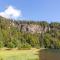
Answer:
0, 16, 60, 49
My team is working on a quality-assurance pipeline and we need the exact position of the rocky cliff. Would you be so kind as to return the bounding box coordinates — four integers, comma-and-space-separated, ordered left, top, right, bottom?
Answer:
0, 16, 51, 33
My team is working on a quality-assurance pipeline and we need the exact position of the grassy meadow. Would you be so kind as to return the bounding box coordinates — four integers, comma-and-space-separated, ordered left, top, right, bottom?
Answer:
0, 48, 39, 60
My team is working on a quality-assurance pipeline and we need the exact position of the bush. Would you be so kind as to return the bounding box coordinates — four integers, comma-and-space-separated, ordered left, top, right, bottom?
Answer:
0, 41, 4, 48
18, 43, 31, 50
7, 42, 15, 48
17, 43, 22, 50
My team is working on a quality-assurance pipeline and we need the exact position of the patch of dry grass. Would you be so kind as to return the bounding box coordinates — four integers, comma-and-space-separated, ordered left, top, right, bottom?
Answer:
0, 48, 39, 60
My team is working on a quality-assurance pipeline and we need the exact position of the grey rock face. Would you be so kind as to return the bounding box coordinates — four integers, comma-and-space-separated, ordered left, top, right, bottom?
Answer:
17, 24, 49, 33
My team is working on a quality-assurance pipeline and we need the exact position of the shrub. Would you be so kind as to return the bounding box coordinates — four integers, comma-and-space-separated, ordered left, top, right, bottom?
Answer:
18, 43, 31, 50
0, 41, 4, 48
7, 42, 15, 48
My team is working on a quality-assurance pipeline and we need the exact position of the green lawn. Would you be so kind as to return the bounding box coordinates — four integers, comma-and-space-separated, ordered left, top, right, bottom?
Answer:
0, 48, 39, 60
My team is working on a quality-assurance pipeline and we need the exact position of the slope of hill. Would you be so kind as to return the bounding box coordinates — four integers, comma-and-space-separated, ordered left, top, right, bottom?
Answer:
0, 16, 60, 49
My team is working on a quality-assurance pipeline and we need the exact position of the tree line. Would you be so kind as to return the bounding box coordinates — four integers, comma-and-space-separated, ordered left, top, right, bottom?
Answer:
0, 16, 60, 49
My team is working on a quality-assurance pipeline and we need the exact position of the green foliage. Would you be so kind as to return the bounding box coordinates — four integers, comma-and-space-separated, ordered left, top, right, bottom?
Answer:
7, 42, 15, 48
23, 33, 40, 48
50, 22, 60, 28
42, 30, 60, 49
0, 41, 4, 48
17, 42, 31, 50
0, 16, 60, 49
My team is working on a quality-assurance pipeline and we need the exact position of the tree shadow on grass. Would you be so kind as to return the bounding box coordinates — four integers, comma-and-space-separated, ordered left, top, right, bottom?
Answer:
39, 49, 60, 60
